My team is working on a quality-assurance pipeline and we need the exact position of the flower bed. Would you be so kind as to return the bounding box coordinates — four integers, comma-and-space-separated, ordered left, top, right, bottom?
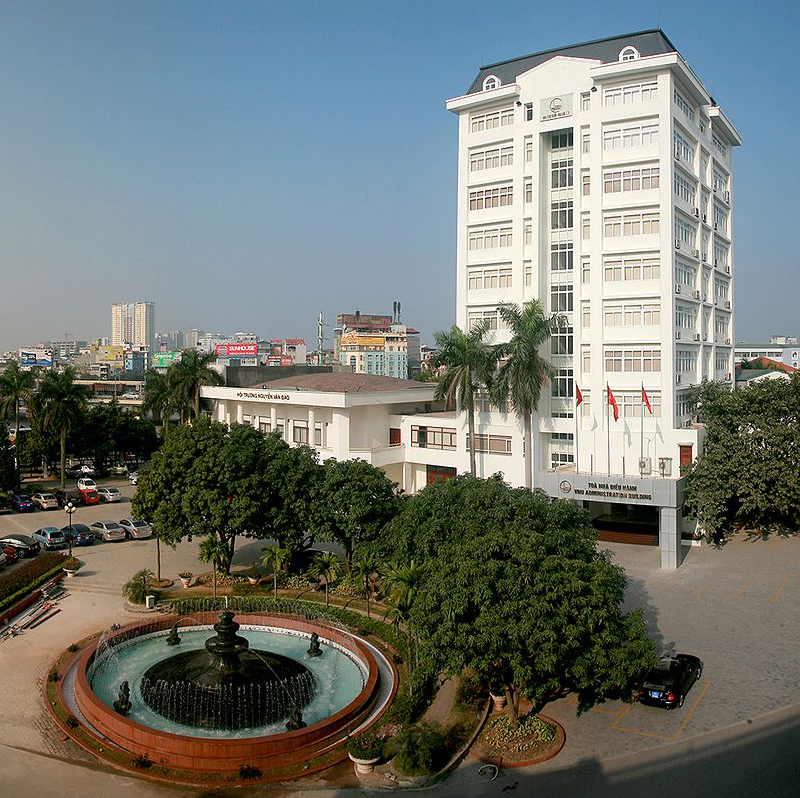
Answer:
0, 553, 70, 612
473, 713, 564, 765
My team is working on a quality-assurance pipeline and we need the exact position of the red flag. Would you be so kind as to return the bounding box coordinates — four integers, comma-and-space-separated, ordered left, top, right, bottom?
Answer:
642, 385, 652, 414
576, 385, 583, 407
607, 384, 619, 422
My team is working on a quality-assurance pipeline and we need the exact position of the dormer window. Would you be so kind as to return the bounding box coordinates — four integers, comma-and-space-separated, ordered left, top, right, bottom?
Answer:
483, 75, 500, 91
619, 46, 640, 62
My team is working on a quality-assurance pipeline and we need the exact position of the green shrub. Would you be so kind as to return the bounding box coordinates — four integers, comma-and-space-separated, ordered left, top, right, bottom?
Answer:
122, 569, 154, 605
330, 572, 361, 597
346, 731, 384, 760
455, 671, 489, 710
390, 724, 447, 776
0, 552, 67, 609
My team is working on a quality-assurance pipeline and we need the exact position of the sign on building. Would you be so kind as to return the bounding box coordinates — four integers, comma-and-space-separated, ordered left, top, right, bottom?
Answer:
216, 342, 258, 358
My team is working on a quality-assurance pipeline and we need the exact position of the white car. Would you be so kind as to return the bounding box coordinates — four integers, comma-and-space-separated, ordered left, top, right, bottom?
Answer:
31, 492, 59, 510
79, 464, 95, 475
97, 487, 122, 503
90, 521, 125, 542
77, 477, 97, 491
118, 518, 152, 539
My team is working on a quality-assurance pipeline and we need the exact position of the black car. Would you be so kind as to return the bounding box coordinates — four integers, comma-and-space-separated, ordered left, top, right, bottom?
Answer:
55, 488, 82, 508
638, 654, 703, 709
10, 494, 35, 512
0, 534, 41, 557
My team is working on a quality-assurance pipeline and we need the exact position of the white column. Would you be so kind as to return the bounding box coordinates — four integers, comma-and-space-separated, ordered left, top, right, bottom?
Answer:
236, 403, 244, 424
216, 400, 226, 423
308, 409, 316, 447
270, 406, 278, 432
659, 506, 682, 570
403, 462, 413, 494
331, 410, 350, 459
251, 413, 259, 430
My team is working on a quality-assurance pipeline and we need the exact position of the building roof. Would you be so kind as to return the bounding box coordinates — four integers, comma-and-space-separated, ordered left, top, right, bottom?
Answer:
467, 29, 678, 94
736, 369, 792, 383
251, 372, 430, 393
738, 357, 798, 374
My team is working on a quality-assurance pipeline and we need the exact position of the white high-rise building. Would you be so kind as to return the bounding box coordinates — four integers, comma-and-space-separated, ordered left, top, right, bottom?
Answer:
445, 30, 740, 567
111, 302, 155, 351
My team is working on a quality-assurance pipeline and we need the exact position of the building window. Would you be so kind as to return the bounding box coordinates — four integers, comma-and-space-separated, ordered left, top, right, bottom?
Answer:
468, 225, 513, 251
603, 211, 659, 237
582, 346, 591, 373
411, 425, 456, 450
675, 260, 696, 287
581, 212, 590, 240
581, 172, 590, 196
476, 389, 507, 414
470, 107, 514, 132
603, 122, 659, 150
713, 204, 728, 235
550, 242, 573, 271
581, 130, 590, 154
581, 258, 591, 284
469, 185, 513, 210
551, 325, 574, 355
676, 393, 694, 417
524, 262, 532, 286
482, 75, 500, 91
676, 349, 698, 374
467, 266, 513, 290
524, 102, 533, 121
549, 432, 574, 469
603, 255, 660, 282
619, 46, 639, 62
675, 214, 695, 245
551, 367, 574, 398
525, 139, 533, 162
712, 134, 728, 158
292, 422, 308, 444
551, 200, 573, 230
605, 348, 662, 373
581, 302, 591, 328
389, 428, 402, 446
551, 130, 573, 150
675, 303, 697, 329
469, 433, 512, 454
603, 166, 659, 193
469, 145, 514, 172
674, 171, 696, 205
551, 158, 573, 188
604, 80, 658, 106
605, 303, 661, 327
580, 91, 590, 111
674, 129, 694, 162
467, 308, 505, 331
524, 222, 532, 246
524, 179, 533, 203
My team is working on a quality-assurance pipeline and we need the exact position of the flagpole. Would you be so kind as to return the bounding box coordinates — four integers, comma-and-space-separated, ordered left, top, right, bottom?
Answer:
640, 382, 644, 471
575, 391, 579, 474
606, 383, 611, 476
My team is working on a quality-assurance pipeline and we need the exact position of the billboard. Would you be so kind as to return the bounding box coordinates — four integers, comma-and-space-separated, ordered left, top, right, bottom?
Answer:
151, 351, 181, 368
94, 345, 124, 364
19, 349, 52, 367
216, 342, 258, 358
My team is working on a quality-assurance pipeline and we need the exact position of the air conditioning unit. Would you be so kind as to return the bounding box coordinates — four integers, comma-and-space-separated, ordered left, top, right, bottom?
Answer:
725, 372, 732, 380
676, 331, 682, 340
702, 253, 707, 262
638, 456, 652, 475
693, 249, 700, 258
703, 333, 708, 341
676, 374, 682, 384
692, 289, 701, 299
675, 239, 682, 249
675, 284, 682, 294
725, 266, 731, 274
714, 257, 718, 266
693, 207, 699, 217
724, 190, 730, 202
725, 337, 731, 344
714, 223, 718, 231
693, 333, 700, 341
713, 187, 717, 194
725, 300, 731, 309
702, 294, 708, 302
659, 457, 673, 477
702, 213, 708, 223
674, 145, 682, 160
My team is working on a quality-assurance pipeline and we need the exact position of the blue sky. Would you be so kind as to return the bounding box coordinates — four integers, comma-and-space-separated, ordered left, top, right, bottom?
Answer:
0, 0, 797, 350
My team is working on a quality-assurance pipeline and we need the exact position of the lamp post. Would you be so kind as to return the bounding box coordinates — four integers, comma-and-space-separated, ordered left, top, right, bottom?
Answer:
64, 501, 75, 558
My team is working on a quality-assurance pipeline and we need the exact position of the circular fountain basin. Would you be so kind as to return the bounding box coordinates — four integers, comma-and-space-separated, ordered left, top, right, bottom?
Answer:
71, 613, 384, 773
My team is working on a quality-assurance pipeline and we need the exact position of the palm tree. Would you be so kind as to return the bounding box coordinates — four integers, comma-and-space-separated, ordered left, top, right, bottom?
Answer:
351, 553, 382, 618
198, 533, 228, 600
308, 550, 341, 608
261, 544, 291, 599
141, 369, 174, 429
169, 350, 223, 423
491, 301, 562, 490
432, 323, 496, 476
0, 363, 35, 465
383, 560, 423, 688
36, 368, 89, 488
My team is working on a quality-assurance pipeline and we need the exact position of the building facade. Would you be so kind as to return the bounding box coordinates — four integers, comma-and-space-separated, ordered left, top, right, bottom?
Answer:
735, 336, 799, 370
111, 302, 156, 351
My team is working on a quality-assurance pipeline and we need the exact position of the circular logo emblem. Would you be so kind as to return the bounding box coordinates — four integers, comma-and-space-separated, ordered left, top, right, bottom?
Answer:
559, 479, 572, 494
549, 97, 563, 113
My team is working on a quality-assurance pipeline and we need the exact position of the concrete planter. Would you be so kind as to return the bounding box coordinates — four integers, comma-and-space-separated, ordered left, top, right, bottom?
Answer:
179, 576, 192, 589
348, 753, 380, 774
490, 693, 507, 712
63, 569, 78, 579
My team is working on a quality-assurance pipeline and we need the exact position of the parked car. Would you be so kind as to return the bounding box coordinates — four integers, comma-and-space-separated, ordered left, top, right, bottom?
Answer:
118, 518, 153, 540
108, 464, 128, 475
32, 526, 67, 550
31, 492, 59, 510
80, 489, 100, 506
0, 534, 40, 557
55, 488, 82, 508
77, 478, 97, 491
2, 544, 19, 564
128, 471, 138, 485
79, 464, 95, 475
61, 523, 94, 546
65, 465, 83, 479
97, 487, 122, 503
0, 551, 6, 568
90, 521, 125, 542
637, 654, 703, 709
10, 494, 35, 512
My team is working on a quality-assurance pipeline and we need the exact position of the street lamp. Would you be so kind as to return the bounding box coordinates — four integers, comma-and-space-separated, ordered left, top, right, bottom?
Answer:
64, 501, 75, 558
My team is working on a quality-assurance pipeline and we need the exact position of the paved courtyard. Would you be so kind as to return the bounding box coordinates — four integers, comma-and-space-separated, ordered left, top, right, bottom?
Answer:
1, 479, 799, 796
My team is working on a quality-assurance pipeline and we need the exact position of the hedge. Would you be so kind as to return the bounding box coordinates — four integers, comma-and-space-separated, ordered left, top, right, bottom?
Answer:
0, 552, 69, 611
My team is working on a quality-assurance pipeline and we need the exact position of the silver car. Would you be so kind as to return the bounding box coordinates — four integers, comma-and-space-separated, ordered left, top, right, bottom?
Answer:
118, 518, 153, 540
31, 492, 59, 510
91, 521, 125, 542
32, 526, 67, 550
97, 487, 122, 503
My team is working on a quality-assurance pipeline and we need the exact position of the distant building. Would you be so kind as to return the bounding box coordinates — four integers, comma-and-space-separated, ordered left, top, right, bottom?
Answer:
185, 329, 202, 349
735, 337, 799, 370
266, 339, 307, 367
111, 302, 155, 351
335, 310, 420, 378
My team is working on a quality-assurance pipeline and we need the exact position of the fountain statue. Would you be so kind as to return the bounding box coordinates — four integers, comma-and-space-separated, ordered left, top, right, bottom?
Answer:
307, 632, 322, 658
113, 681, 132, 715
165, 622, 181, 646
140, 611, 316, 730
285, 703, 307, 730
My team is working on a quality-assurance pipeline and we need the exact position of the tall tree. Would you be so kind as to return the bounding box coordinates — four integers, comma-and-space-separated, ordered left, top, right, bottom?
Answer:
0, 362, 35, 465
141, 369, 174, 428
168, 350, 223, 423
309, 550, 341, 608
261, 544, 291, 599
310, 458, 400, 569
36, 368, 89, 488
491, 301, 562, 490
198, 533, 228, 599
432, 323, 496, 476
350, 553, 382, 618
0, 427, 18, 493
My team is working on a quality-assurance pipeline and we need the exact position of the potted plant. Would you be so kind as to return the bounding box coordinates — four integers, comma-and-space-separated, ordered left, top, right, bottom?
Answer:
178, 572, 193, 589
63, 557, 81, 578
346, 731, 384, 774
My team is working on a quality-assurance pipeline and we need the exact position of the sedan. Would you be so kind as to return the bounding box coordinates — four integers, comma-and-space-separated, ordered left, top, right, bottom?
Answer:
80, 489, 100, 506
31, 492, 59, 510
2, 545, 19, 564
79, 465, 95, 475
55, 489, 82, 508
61, 523, 94, 546
77, 478, 97, 491
91, 521, 125, 542
10, 494, 35, 512
32, 526, 67, 550
0, 534, 40, 557
638, 654, 703, 709
97, 487, 122, 503
118, 518, 152, 540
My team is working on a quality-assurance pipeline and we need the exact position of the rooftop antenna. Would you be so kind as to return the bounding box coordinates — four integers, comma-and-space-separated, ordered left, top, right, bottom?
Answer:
397, 301, 402, 323
317, 311, 324, 365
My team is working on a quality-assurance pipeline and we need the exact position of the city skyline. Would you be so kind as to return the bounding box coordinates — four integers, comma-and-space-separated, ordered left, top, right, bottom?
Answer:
0, 1, 797, 352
